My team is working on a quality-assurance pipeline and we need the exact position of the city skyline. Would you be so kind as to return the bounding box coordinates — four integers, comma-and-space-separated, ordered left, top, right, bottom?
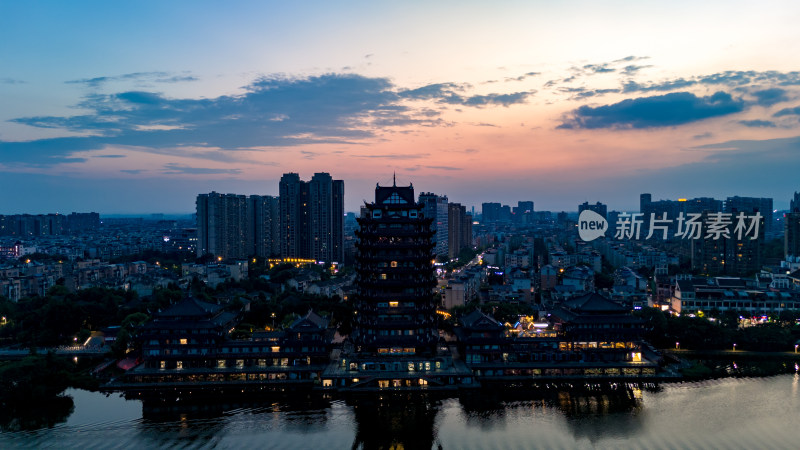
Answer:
2, 1, 800, 214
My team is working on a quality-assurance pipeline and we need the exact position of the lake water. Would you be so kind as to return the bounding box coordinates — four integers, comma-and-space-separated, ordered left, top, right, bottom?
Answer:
2, 375, 800, 449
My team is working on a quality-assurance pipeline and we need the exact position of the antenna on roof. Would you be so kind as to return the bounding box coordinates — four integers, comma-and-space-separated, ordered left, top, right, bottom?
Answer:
393, 172, 396, 187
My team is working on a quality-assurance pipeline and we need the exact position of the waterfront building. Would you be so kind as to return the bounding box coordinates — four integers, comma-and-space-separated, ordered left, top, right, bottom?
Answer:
352, 179, 438, 355
322, 178, 474, 390
456, 293, 656, 382
118, 298, 332, 391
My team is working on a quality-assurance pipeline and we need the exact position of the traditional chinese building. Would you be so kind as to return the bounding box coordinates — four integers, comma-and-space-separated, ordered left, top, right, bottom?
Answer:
456, 293, 658, 382
322, 178, 474, 390
351, 178, 439, 355
116, 298, 332, 396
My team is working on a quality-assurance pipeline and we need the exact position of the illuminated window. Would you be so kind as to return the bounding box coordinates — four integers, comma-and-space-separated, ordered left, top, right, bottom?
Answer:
236, 359, 244, 369
380, 273, 387, 280
160, 361, 166, 370
217, 359, 226, 369
179, 338, 188, 345
391, 261, 398, 268
176, 361, 183, 370
389, 301, 399, 308
271, 346, 280, 352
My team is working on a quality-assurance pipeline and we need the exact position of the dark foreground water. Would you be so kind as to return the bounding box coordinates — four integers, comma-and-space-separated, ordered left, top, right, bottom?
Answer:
2, 375, 800, 449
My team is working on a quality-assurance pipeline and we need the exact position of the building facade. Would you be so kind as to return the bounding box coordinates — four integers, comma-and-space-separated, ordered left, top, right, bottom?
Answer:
353, 179, 438, 355
279, 172, 344, 264
418, 192, 449, 259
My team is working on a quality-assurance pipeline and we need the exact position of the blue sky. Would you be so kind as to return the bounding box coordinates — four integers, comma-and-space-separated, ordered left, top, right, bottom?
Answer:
1, 1, 799, 213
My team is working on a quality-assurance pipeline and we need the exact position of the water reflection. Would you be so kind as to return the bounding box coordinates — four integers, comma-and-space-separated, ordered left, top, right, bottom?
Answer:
458, 383, 650, 443
557, 387, 646, 443
348, 393, 442, 450
0, 395, 74, 432
4, 377, 800, 449
137, 395, 334, 448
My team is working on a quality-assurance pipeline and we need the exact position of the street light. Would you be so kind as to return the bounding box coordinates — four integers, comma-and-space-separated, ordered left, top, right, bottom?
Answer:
795, 344, 798, 354
676, 342, 680, 350
733, 343, 737, 351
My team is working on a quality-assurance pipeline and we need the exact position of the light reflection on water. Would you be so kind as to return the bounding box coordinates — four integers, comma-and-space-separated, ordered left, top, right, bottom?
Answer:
1, 375, 799, 449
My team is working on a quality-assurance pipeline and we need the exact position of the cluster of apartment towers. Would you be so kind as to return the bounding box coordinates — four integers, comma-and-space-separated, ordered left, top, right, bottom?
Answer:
195, 173, 473, 264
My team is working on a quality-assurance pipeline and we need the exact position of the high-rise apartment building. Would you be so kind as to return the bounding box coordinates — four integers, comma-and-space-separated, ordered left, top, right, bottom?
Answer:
579, 201, 607, 219
248, 195, 280, 258
791, 192, 800, 213
419, 192, 449, 258
196, 192, 279, 260
725, 196, 773, 237
513, 201, 534, 224
196, 192, 249, 259
447, 202, 472, 260
279, 172, 344, 263
691, 210, 764, 276
785, 193, 800, 260
786, 212, 800, 259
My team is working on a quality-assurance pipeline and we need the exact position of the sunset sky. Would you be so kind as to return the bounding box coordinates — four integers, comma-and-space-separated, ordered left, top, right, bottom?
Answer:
2, 1, 799, 214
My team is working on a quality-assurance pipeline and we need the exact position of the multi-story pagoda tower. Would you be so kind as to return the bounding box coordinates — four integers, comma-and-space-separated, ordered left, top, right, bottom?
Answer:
353, 176, 438, 355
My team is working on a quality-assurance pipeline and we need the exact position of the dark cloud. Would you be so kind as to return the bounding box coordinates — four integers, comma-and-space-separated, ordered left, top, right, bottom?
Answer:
120, 169, 143, 174
738, 119, 776, 128
448, 91, 535, 107
622, 71, 800, 93
559, 91, 745, 129
614, 56, 650, 63
66, 72, 198, 87
398, 83, 469, 100
1, 78, 26, 84
583, 63, 615, 74
773, 106, 800, 117
94, 154, 126, 158
399, 82, 533, 107
505, 72, 540, 82
752, 88, 789, 106
559, 87, 619, 100
3, 73, 427, 166
622, 65, 652, 75
162, 163, 241, 175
